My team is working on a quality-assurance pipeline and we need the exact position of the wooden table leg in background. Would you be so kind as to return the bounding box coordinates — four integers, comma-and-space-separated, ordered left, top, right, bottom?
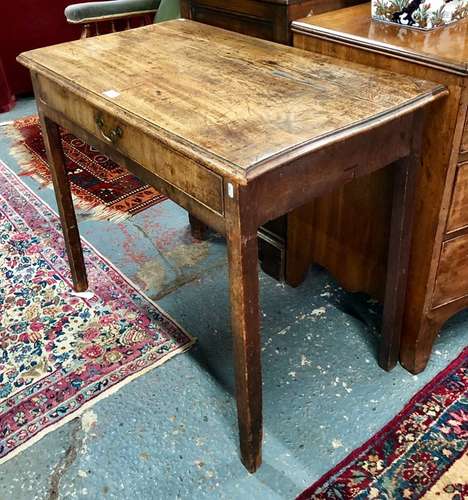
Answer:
38, 112, 88, 292
225, 184, 263, 473
379, 145, 420, 370
188, 213, 208, 240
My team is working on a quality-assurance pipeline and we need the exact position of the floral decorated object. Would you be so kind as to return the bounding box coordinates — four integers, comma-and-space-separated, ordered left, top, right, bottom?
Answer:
373, 0, 468, 29
0, 160, 194, 464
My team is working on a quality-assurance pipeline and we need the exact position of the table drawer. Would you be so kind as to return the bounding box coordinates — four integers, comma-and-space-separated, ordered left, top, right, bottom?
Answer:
447, 162, 468, 233
432, 233, 468, 308
36, 75, 224, 215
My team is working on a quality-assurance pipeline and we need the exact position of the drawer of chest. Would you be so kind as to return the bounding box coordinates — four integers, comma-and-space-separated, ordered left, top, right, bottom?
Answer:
36, 75, 224, 215
447, 162, 468, 233
189, 0, 277, 41
190, 0, 273, 19
461, 113, 468, 156
432, 233, 468, 308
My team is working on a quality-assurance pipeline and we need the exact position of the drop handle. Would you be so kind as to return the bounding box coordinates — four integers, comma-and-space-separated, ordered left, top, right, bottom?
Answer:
95, 115, 123, 144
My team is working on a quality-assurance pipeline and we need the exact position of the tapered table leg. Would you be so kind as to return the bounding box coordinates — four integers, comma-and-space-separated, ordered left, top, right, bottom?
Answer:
188, 213, 208, 240
379, 154, 419, 371
39, 112, 88, 292
226, 186, 263, 473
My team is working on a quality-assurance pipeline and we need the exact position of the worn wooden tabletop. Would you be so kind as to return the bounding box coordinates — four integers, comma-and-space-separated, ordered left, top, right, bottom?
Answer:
18, 20, 445, 183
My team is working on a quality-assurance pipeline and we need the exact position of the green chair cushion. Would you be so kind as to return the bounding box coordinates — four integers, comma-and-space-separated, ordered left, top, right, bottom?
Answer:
155, 0, 180, 22
65, 0, 160, 23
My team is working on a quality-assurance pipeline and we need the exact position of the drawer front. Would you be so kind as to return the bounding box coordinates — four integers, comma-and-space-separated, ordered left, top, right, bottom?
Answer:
461, 113, 468, 155
189, 0, 278, 41
191, 5, 275, 41
447, 162, 468, 233
432, 233, 468, 307
191, 0, 274, 20
36, 75, 224, 215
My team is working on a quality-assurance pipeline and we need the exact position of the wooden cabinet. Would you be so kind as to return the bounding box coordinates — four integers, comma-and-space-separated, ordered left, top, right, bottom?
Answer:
447, 162, 468, 233
433, 234, 468, 308
461, 116, 468, 156
291, 4, 468, 373
180, 0, 362, 45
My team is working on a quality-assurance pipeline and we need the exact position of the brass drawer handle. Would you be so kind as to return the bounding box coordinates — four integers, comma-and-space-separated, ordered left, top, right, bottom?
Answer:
95, 115, 123, 144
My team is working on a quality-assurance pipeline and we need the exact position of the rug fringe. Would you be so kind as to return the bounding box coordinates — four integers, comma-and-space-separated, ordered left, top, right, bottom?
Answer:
76, 199, 133, 223
2, 122, 25, 142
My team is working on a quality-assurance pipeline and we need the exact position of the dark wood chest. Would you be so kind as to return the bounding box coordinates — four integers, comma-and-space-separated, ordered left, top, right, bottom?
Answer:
181, 0, 362, 46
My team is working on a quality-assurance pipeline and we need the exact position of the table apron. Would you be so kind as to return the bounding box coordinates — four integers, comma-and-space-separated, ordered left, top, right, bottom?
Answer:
34, 72, 421, 239
33, 73, 226, 218
247, 111, 418, 228
37, 101, 228, 235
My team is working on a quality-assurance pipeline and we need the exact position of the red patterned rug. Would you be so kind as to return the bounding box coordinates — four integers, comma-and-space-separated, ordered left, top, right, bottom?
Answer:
0, 159, 193, 464
297, 347, 468, 499
4, 116, 166, 221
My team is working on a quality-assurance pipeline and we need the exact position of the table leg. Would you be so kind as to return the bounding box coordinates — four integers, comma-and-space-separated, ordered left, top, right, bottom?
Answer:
188, 213, 208, 240
226, 193, 263, 473
379, 154, 418, 371
39, 113, 88, 292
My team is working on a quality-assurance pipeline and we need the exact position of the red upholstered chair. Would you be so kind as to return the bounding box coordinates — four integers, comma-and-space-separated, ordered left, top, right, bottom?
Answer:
0, 0, 94, 112
0, 58, 15, 113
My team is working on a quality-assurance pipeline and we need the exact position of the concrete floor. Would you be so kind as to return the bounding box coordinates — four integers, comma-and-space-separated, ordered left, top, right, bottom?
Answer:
0, 98, 467, 500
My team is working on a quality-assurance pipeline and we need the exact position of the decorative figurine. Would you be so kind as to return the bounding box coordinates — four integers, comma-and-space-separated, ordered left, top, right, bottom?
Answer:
372, 0, 468, 29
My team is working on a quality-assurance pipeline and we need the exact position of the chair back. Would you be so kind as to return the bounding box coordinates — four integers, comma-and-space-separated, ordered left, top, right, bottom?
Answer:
155, 0, 180, 22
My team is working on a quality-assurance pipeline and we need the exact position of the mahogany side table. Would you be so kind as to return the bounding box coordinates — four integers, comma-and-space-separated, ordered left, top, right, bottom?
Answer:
18, 20, 445, 470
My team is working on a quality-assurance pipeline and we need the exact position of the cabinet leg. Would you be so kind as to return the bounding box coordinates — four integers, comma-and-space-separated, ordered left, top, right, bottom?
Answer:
285, 207, 313, 287
39, 112, 88, 292
400, 314, 441, 374
226, 196, 262, 473
379, 154, 418, 371
188, 213, 208, 240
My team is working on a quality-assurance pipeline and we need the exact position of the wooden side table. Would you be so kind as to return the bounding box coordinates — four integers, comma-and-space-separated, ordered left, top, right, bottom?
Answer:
291, 4, 468, 373
18, 20, 445, 471
181, 0, 366, 281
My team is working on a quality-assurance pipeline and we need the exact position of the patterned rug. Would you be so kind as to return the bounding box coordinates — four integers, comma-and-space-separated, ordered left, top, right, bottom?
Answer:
298, 347, 468, 499
0, 159, 194, 464
3, 116, 166, 222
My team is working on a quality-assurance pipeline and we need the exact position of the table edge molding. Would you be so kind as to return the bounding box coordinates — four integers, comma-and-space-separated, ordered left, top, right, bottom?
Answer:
291, 22, 468, 76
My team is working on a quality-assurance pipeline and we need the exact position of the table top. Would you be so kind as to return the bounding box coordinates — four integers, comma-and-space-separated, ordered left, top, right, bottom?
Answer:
292, 4, 468, 76
19, 20, 446, 182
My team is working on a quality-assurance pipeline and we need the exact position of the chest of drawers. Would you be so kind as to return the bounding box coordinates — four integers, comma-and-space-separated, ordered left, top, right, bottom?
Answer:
181, 0, 362, 45
292, 4, 468, 373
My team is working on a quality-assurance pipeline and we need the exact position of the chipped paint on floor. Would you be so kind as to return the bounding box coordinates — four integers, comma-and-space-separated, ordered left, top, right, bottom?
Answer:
0, 98, 467, 500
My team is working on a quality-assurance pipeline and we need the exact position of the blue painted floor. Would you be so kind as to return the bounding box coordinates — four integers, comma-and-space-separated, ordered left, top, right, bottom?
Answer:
0, 98, 467, 500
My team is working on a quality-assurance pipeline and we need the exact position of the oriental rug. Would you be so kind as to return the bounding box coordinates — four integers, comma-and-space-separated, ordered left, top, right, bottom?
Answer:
3, 116, 166, 222
0, 159, 194, 464
297, 347, 468, 500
